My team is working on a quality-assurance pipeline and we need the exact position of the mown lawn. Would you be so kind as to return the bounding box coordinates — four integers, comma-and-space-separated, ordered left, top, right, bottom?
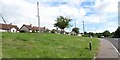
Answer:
2, 32, 99, 59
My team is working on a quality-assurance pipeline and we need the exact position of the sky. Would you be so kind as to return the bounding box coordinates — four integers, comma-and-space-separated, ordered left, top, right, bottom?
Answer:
0, 0, 119, 33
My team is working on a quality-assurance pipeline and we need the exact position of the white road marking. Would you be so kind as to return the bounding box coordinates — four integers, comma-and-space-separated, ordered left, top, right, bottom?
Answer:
109, 41, 120, 56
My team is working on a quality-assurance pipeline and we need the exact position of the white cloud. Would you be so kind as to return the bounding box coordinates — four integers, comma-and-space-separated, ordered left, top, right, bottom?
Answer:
0, 0, 119, 32
94, 0, 119, 13
84, 15, 106, 23
58, 4, 86, 18
84, 0, 118, 32
0, 0, 86, 30
0, 0, 37, 27
68, 0, 85, 5
41, 0, 85, 3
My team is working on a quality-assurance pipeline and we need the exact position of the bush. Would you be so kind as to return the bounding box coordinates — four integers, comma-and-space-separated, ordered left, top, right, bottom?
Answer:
65, 32, 69, 35
32, 30, 35, 33
20, 30, 26, 33
51, 29, 56, 33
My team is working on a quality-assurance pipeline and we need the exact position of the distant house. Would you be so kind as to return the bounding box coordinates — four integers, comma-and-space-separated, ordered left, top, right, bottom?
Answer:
20, 24, 33, 32
20, 24, 50, 32
32, 26, 50, 32
78, 33, 82, 36
68, 31, 82, 36
70, 31, 76, 35
0, 23, 19, 32
55, 28, 67, 34
55, 30, 61, 34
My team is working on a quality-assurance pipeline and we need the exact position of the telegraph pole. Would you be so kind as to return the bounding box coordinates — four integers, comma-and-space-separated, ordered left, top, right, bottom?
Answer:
75, 22, 76, 28
95, 27, 98, 33
37, 2, 40, 33
83, 21, 85, 34
0, 13, 7, 24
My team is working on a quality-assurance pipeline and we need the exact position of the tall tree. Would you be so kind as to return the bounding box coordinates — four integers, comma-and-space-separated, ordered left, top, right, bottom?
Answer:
54, 16, 71, 34
113, 27, 120, 38
103, 30, 111, 37
88, 32, 94, 37
72, 27, 79, 34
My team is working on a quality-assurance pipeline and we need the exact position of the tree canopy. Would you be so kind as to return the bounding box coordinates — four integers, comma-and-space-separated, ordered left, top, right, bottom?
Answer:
113, 27, 120, 38
54, 16, 71, 33
103, 30, 111, 37
72, 27, 79, 34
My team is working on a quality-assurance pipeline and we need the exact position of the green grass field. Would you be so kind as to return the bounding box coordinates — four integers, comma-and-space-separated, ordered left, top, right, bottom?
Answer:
2, 32, 99, 58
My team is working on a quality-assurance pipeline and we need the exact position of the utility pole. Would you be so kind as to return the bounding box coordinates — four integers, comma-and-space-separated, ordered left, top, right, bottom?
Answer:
75, 22, 76, 28
0, 13, 7, 24
37, 2, 40, 33
83, 21, 85, 34
95, 27, 98, 33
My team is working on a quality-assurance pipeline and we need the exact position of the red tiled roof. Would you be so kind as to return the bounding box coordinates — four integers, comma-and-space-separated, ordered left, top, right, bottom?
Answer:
0, 23, 19, 30
32, 26, 44, 31
23, 24, 32, 30
20, 24, 50, 31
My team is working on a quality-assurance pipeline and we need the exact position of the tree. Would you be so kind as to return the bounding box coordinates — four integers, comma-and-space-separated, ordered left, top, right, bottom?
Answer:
111, 32, 115, 37
103, 30, 111, 37
88, 32, 94, 37
51, 29, 56, 33
113, 27, 120, 38
72, 27, 79, 34
82, 31, 88, 37
54, 16, 71, 34
96, 33, 103, 38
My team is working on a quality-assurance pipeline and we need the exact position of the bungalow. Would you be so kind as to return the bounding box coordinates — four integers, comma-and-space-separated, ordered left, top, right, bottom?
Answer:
55, 29, 61, 34
78, 33, 82, 36
55, 28, 66, 34
20, 24, 33, 32
70, 31, 76, 35
0, 23, 19, 32
20, 24, 50, 32
32, 26, 50, 32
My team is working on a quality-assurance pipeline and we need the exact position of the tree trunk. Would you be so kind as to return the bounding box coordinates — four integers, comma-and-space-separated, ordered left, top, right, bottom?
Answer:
61, 29, 62, 34
61, 29, 64, 34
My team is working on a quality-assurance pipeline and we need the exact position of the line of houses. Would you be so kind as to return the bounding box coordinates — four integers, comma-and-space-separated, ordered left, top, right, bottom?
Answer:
0, 23, 82, 36
0, 23, 49, 33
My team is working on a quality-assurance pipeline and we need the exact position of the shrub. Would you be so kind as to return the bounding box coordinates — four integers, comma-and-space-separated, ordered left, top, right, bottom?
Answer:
32, 30, 35, 33
20, 30, 26, 33
51, 29, 56, 33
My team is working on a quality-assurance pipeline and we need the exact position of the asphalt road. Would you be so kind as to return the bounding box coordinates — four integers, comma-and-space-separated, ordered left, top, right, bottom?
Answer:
103, 38, 120, 53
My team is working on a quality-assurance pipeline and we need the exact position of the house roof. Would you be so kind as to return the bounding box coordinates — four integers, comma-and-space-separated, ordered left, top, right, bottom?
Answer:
21, 24, 49, 31
44, 28, 50, 31
56, 29, 61, 33
23, 24, 32, 30
32, 26, 50, 31
0, 23, 19, 30
32, 26, 44, 31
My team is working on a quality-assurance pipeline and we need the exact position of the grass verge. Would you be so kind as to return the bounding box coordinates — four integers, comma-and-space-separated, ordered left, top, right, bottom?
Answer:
2, 32, 99, 59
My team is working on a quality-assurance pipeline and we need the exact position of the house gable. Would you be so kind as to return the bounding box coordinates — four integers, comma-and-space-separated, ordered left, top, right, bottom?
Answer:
0, 23, 19, 32
11, 28, 17, 32
20, 24, 50, 33
20, 25, 30, 32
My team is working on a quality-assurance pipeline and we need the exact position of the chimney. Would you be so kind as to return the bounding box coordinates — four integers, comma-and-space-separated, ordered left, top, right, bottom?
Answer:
9, 23, 12, 25
30, 24, 32, 27
43, 26, 46, 29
